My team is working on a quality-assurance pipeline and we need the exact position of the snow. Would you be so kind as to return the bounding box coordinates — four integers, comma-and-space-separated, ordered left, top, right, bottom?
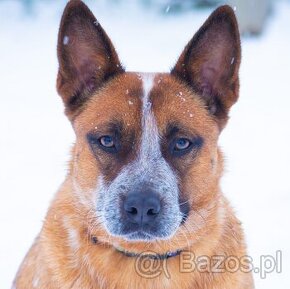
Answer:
0, 1, 290, 288
63, 35, 69, 45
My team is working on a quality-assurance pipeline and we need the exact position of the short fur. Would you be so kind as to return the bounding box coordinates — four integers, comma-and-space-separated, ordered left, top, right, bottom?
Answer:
13, 1, 254, 288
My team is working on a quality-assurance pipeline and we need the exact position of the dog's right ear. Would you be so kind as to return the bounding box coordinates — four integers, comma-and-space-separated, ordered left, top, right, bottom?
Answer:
57, 0, 123, 119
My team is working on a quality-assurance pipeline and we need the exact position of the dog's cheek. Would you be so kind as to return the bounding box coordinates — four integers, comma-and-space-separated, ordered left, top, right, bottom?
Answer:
182, 146, 220, 211
72, 143, 101, 194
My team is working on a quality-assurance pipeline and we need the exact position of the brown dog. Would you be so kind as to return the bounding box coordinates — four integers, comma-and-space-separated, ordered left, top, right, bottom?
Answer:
13, 1, 254, 288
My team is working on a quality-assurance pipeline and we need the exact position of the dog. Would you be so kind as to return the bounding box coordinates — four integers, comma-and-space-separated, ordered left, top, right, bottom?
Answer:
13, 1, 254, 288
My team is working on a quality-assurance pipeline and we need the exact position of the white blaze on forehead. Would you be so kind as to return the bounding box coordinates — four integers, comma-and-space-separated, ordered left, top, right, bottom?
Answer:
139, 73, 160, 161
141, 73, 155, 104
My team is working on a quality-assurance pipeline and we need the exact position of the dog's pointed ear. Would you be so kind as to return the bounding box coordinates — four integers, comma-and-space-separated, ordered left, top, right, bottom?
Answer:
57, 0, 124, 119
171, 5, 241, 130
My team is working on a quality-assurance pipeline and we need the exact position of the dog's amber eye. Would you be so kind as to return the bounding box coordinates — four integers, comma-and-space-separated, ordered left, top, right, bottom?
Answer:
174, 138, 191, 151
99, 136, 115, 148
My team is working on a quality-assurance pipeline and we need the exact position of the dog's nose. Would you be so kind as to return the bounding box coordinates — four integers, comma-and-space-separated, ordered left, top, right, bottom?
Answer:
124, 192, 161, 225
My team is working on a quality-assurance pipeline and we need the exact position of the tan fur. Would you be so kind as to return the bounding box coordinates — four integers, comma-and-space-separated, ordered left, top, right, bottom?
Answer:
13, 1, 254, 288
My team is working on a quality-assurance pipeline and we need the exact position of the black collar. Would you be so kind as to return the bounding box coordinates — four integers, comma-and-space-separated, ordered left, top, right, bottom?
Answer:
115, 248, 182, 260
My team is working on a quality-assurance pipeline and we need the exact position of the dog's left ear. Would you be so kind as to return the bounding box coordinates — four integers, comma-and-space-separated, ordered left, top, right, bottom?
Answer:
171, 5, 241, 130
57, 0, 123, 120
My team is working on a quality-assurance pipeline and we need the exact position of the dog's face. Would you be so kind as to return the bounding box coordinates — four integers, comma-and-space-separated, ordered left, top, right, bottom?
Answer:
57, 1, 240, 252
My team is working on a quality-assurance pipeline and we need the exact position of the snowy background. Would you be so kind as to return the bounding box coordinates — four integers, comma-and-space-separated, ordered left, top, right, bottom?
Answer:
0, 0, 290, 288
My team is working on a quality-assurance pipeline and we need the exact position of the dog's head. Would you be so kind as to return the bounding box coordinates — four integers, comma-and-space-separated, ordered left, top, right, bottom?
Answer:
57, 0, 240, 254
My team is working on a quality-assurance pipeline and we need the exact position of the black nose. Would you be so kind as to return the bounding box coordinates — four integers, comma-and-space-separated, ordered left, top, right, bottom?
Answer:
124, 192, 161, 226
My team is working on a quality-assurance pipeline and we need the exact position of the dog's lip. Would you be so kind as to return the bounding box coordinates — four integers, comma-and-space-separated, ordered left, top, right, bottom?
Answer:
122, 230, 155, 241
117, 229, 176, 242
113, 245, 182, 260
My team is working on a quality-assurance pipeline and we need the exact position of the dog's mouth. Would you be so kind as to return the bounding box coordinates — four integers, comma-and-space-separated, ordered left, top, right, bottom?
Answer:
120, 230, 168, 242
90, 234, 184, 260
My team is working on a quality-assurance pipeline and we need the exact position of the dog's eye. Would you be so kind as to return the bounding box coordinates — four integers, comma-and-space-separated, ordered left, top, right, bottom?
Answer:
174, 138, 191, 151
170, 136, 203, 157
99, 135, 115, 148
87, 132, 119, 154
169, 137, 202, 157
